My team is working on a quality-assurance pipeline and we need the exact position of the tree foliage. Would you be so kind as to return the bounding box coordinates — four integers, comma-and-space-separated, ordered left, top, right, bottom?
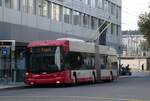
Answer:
138, 10, 150, 47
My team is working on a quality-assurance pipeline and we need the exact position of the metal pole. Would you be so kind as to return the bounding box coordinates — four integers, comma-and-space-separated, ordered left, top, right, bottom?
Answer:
11, 41, 16, 84
95, 39, 101, 81
94, 22, 111, 41
90, 21, 107, 39
118, 46, 121, 74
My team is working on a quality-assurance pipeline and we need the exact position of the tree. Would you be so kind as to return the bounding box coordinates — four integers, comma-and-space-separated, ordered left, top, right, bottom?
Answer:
138, 10, 150, 47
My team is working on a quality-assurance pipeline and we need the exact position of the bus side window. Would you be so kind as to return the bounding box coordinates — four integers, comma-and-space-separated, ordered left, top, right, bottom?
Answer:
101, 64, 106, 69
111, 62, 118, 69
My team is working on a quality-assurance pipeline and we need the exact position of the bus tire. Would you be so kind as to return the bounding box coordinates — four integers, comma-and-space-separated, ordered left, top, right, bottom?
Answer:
110, 71, 114, 81
73, 72, 77, 85
92, 71, 96, 83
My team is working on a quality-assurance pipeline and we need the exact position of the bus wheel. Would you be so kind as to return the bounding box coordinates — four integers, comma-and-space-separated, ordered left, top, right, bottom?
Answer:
73, 72, 77, 85
92, 71, 96, 83
110, 71, 114, 81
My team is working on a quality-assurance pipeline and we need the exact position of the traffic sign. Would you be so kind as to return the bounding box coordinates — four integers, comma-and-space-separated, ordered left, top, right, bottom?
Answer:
2, 48, 9, 56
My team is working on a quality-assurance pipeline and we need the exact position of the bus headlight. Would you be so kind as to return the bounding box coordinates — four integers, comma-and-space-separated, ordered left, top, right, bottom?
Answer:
56, 81, 60, 84
25, 72, 29, 76
30, 82, 34, 85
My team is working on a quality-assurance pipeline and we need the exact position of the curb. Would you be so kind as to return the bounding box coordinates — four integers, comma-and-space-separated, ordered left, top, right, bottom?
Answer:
119, 75, 150, 79
0, 85, 26, 91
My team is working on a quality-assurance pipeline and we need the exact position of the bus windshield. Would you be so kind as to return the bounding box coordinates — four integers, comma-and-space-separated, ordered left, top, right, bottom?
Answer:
26, 46, 62, 74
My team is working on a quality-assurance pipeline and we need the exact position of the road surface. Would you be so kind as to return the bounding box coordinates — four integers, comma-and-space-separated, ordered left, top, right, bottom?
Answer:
0, 77, 150, 101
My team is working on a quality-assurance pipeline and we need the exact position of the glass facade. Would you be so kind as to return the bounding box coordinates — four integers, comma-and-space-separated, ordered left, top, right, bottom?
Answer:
91, 0, 96, 8
116, 25, 120, 36
5, 0, 20, 10
73, 11, 81, 26
1, 0, 121, 35
85, 0, 91, 6
22, 0, 35, 14
0, 0, 2, 6
5, 0, 11, 8
38, 0, 48, 17
2, 0, 121, 19
111, 23, 118, 35
83, 14, 90, 28
111, 23, 114, 34
22, 0, 28, 13
63, 7, 72, 24
97, 0, 103, 9
111, 3, 115, 16
104, 0, 108, 13
28, 0, 35, 14
51, 3, 61, 21
91, 17, 97, 29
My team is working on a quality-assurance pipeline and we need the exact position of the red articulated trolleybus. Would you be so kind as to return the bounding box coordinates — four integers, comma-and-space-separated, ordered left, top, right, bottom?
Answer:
25, 39, 118, 86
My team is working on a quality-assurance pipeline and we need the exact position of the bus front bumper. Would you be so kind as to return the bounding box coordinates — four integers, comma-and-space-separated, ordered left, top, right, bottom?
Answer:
25, 77, 66, 85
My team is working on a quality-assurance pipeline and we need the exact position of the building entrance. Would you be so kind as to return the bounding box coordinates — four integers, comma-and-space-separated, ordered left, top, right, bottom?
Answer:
0, 40, 15, 84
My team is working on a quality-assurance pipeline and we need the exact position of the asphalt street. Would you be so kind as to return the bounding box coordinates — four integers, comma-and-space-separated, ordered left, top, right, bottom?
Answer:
0, 77, 150, 101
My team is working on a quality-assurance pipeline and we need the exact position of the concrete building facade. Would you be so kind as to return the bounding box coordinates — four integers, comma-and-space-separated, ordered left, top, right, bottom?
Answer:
122, 34, 150, 56
0, 0, 121, 83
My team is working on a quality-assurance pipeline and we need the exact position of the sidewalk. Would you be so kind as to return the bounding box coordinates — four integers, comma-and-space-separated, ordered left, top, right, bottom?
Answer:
0, 82, 26, 90
131, 71, 150, 77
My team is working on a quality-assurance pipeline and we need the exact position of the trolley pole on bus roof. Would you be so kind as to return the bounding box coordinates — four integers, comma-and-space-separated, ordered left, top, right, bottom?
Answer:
91, 21, 111, 81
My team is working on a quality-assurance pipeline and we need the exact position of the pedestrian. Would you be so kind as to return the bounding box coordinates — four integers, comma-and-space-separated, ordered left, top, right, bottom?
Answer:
141, 64, 144, 71
126, 64, 130, 71
125, 64, 131, 75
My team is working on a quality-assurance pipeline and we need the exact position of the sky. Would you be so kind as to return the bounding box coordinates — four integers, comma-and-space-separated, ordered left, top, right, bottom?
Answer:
122, 0, 150, 31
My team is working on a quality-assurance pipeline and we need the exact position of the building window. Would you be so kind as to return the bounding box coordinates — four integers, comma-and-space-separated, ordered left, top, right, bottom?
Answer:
114, 5, 117, 17
5, 0, 20, 10
116, 25, 118, 36
51, 3, 61, 21
83, 14, 89, 28
22, 0, 28, 13
97, 0, 103, 9
28, 0, 36, 14
108, 1, 111, 14
116, 25, 120, 36
43, 0, 48, 17
73, 11, 81, 26
104, 0, 108, 13
5, 0, 11, 8
91, 17, 97, 29
38, 0, 48, 17
111, 3, 116, 16
111, 23, 114, 34
63, 7, 72, 24
85, 0, 91, 6
22, 0, 36, 14
117, 6, 121, 19
0, 0, 2, 6
91, 0, 96, 8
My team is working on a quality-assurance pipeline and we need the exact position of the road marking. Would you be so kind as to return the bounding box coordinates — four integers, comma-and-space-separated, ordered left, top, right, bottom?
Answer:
0, 96, 149, 101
